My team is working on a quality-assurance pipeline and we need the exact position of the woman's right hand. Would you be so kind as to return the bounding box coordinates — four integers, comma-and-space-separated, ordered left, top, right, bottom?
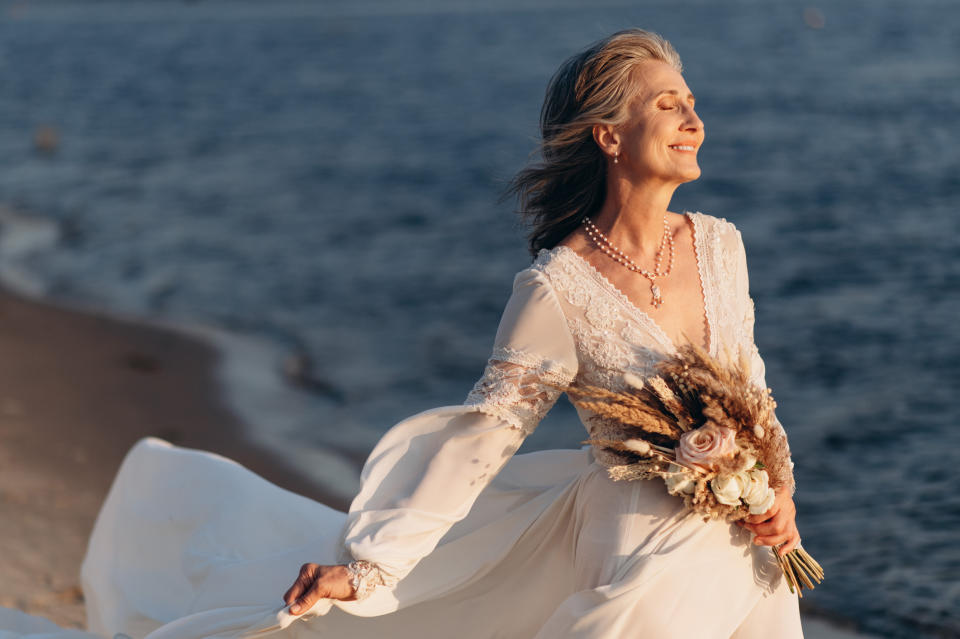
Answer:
283, 563, 355, 614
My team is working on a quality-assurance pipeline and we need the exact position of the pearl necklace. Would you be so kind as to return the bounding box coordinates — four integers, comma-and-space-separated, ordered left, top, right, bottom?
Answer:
582, 215, 674, 309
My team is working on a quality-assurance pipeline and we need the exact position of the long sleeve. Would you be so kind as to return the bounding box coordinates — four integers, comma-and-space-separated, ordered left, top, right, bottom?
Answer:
729, 228, 797, 497
340, 268, 578, 590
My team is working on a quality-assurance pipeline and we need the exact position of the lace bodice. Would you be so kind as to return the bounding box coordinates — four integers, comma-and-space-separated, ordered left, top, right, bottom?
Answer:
341, 211, 794, 595
531, 212, 752, 388
520, 212, 783, 462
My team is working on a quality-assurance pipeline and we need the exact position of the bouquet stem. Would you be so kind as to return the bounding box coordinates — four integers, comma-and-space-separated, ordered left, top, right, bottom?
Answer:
773, 545, 823, 597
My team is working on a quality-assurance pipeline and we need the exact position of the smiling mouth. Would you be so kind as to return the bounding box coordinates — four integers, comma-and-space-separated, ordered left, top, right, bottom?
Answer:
669, 145, 696, 151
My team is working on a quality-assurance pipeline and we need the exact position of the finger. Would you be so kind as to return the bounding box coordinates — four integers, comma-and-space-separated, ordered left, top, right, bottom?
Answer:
284, 564, 317, 606
745, 519, 789, 538
742, 513, 783, 533
290, 580, 327, 615
283, 584, 298, 606
283, 578, 306, 606
780, 534, 800, 555
753, 530, 793, 548
283, 574, 309, 605
744, 504, 780, 524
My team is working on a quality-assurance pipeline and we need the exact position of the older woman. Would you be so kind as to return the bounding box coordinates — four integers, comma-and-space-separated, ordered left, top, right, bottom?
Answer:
51, 28, 803, 639
277, 29, 803, 638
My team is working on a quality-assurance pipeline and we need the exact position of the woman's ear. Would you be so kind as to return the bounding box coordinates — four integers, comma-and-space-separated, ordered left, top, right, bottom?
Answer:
592, 123, 621, 159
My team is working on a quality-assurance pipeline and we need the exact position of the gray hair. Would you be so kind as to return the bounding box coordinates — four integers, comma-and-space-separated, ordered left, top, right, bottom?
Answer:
508, 29, 683, 255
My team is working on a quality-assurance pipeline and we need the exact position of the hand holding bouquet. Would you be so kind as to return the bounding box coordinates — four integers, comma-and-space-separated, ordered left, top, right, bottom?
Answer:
566, 343, 823, 596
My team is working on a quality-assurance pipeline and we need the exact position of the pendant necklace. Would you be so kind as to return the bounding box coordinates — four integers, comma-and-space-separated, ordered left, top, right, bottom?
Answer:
582, 215, 675, 309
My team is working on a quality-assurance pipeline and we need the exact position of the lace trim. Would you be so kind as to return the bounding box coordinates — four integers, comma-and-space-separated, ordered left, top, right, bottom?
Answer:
464, 346, 574, 435
346, 560, 386, 600
687, 212, 717, 358
698, 214, 747, 361
334, 551, 400, 591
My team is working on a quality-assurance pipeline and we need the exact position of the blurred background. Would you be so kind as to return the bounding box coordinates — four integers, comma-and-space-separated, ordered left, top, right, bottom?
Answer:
0, 0, 957, 637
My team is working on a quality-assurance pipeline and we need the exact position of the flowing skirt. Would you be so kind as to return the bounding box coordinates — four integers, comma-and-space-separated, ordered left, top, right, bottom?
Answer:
6, 437, 801, 639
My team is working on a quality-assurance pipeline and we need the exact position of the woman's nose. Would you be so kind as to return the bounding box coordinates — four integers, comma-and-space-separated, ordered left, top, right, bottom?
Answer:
684, 108, 704, 133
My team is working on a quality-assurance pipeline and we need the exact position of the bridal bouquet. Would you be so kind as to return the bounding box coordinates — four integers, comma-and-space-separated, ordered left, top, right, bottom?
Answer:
566, 344, 823, 596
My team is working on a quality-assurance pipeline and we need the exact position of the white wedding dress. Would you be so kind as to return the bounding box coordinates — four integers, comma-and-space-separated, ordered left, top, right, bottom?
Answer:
1, 212, 803, 639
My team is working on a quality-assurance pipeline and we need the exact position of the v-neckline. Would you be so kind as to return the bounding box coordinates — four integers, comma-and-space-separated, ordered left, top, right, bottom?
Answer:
552, 211, 714, 356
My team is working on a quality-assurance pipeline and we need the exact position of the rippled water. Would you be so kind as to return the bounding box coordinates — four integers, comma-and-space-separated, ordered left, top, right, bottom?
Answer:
0, 1, 958, 636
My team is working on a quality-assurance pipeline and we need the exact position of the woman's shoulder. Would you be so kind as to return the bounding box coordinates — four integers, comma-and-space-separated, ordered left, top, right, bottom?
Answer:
687, 210, 745, 254
687, 210, 741, 236
511, 250, 565, 295
494, 253, 579, 371
497, 248, 582, 318
521, 244, 576, 281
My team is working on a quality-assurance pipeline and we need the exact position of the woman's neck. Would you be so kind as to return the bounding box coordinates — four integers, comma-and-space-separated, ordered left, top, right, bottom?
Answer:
591, 178, 678, 258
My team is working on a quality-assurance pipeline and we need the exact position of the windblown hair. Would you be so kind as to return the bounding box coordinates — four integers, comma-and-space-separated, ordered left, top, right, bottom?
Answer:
507, 29, 683, 256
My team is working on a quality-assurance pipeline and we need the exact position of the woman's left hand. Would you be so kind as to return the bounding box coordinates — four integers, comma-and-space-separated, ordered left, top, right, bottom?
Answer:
737, 486, 800, 554
283, 563, 356, 614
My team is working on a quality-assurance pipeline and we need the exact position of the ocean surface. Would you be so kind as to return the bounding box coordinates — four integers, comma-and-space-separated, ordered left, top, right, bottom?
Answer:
0, 1, 958, 636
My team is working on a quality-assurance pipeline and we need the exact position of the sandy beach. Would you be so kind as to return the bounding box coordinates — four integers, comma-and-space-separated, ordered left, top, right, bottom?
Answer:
0, 286, 344, 629
0, 286, 876, 638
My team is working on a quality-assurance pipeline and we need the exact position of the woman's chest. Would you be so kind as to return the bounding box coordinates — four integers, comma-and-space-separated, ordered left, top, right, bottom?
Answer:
594, 243, 708, 353
535, 238, 744, 390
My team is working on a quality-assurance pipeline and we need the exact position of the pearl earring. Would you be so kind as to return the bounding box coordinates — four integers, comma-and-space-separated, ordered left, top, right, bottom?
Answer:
613, 153, 619, 164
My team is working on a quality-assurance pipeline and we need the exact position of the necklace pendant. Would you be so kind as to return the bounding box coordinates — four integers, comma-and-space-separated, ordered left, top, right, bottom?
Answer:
651, 284, 663, 308
582, 215, 674, 308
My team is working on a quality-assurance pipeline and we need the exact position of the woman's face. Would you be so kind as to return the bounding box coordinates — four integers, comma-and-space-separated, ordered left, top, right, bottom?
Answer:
615, 60, 704, 186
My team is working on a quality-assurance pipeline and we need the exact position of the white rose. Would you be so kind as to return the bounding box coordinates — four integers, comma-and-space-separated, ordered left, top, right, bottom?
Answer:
748, 487, 776, 515
740, 469, 769, 506
739, 452, 758, 473
664, 463, 696, 495
710, 473, 745, 506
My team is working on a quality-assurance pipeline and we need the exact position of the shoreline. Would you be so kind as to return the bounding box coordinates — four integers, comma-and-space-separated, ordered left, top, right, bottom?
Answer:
0, 285, 347, 628
0, 284, 877, 637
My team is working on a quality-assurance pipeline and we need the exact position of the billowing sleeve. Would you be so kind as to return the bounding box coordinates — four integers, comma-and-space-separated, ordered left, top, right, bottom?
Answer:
340, 267, 578, 591
729, 228, 797, 497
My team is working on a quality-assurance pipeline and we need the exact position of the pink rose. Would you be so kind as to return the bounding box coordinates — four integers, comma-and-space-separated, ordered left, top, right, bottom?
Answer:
675, 423, 738, 471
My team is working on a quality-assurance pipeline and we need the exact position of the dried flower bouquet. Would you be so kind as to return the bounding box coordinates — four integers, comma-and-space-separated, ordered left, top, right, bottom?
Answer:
564, 343, 823, 596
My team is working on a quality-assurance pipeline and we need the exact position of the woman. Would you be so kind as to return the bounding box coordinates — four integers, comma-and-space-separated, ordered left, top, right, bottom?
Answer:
275, 28, 803, 636
55, 28, 803, 639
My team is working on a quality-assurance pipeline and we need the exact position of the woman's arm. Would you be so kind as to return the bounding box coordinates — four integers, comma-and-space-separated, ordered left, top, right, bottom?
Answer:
282, 268, 578, 613
727, 225, 800, 553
